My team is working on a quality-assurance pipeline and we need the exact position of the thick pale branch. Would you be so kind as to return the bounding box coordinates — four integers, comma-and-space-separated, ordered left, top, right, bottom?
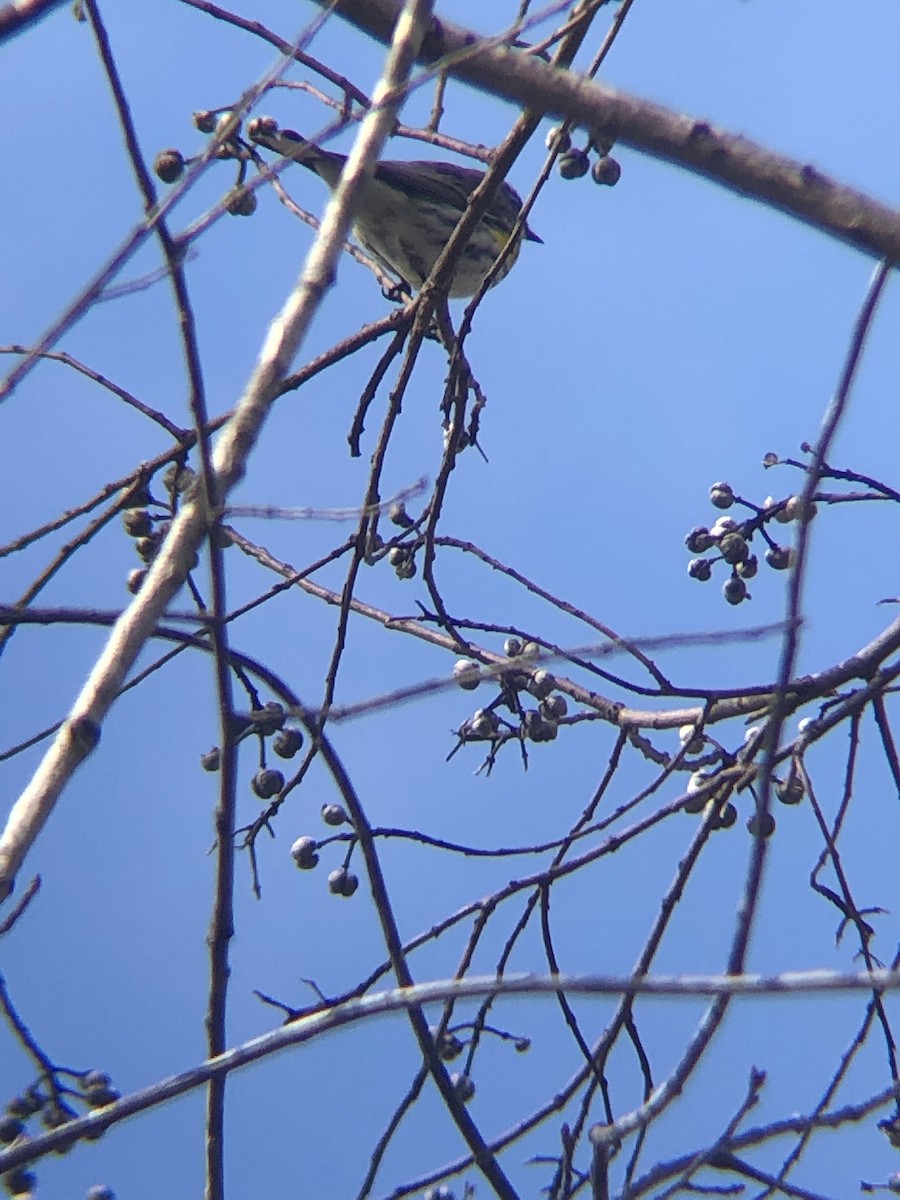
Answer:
1, 968, 899, 1173
0, 3, 425, 903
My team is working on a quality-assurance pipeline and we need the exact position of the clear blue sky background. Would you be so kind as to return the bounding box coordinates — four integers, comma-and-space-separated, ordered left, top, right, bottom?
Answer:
3, 1, 900, 1197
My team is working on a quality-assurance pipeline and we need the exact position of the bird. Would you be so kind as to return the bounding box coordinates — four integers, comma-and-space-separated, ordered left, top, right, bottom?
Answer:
247, 118, 541, 298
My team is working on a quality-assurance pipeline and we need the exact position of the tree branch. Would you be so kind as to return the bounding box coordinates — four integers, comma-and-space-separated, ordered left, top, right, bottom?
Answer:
317, 0, 900, 264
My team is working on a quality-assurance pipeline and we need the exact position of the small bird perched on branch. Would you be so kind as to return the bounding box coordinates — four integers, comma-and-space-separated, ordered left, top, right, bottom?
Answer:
248, 117, 541, 298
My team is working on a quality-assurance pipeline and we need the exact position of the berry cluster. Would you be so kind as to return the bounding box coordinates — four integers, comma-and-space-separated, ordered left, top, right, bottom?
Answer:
545, 125, 622, 187
685, 479, 814, 605
290, 802, 358, 899
678, 721, 806, 839
122, 463, 200, 596
201, 702, 305, 810
153, 109, 259, 219
450, 637, 570, 769
2, 1071, 119, 1197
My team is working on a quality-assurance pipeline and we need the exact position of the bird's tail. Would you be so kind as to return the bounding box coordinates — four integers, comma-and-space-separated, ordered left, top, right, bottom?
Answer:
247, 118, 344, 185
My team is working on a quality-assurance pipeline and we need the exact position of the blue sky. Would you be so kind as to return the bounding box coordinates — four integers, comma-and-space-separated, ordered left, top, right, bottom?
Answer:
2, 1, 900, 1197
